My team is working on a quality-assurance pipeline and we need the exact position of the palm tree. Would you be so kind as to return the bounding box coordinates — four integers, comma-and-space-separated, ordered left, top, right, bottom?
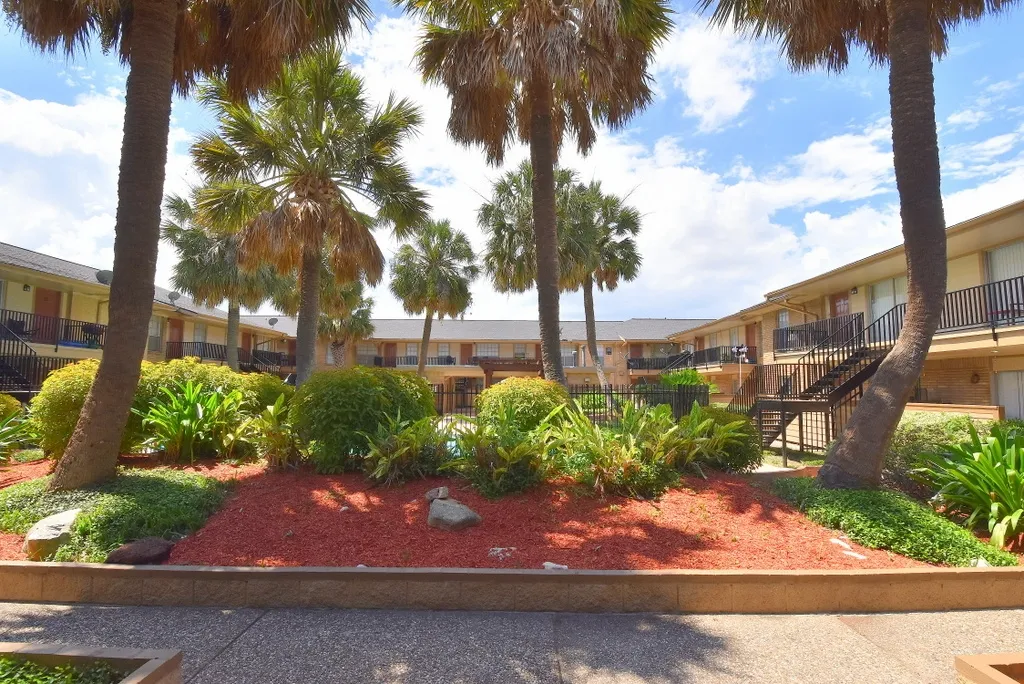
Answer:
403, 0, 672, 384
16, 0, 370, 492
162, 193, 280, 370
389, 220, 479, 376
702, 0, 1021, 488
192, 46, 429, 386
571, 182, 642, 388
320, 296, 375, 367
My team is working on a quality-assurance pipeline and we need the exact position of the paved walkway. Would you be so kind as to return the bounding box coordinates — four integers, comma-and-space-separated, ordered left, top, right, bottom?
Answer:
1, 602, 1022, 683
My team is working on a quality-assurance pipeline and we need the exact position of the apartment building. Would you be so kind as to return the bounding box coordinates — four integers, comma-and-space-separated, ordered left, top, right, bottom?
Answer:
668, 198, 1024, 450
263, 317, 711, 389
0, 243, 295, 393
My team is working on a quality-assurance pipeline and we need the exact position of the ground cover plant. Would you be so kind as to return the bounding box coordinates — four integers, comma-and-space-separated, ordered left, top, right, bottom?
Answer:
0, 656, 124, 684
915, 423, 1024, 549
883, 411, 985, 498
773, 477, 1017, 567
0, 468, 228, 562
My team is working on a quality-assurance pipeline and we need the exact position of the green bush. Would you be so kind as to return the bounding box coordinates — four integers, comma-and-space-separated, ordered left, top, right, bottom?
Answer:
31, 358, 254, 458
476, 377, 570, 433
240, 372, 294, 413
448, 406, 550, 498
884, 412, 986, 499
0, 393, 22, 419
0, 468, 228, 562
698, 406, 762, 472
136, 381, 248, 463
660, 368, 718, 393
251, 394, 299, 469
291, 367, 436, 473
773, 477, 1017, 567
915, 424, 1024, 549
0, 656, 124, 684
0, 411, 32, 463
362, 415, 452, 485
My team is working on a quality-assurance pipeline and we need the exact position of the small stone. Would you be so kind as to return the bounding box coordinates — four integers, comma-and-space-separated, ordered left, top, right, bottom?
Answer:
427, 498, 481, 531
488, 547, 516, 561
23, 509, 81, 561
830, 538, 853, 551
543, 562, 569, 571
105, 537, 174, 565
425, 486, 449, 501
340, 506, 350, 512
971, 557, 991, 568
356, 564, 368, 568
842, 550, 868, 561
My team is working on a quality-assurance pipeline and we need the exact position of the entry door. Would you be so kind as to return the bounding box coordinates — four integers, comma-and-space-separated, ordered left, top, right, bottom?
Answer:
287, 339, 296, 359
744, 323, 757, 348
167, 319, 184, 344
997, 371, 1024, 420
460, 343, 473, 365
384, 342, 397, 359
830, 292, 851, 318
33, 287, 62, 343
241, 331, 252, 351
629, 343, 643, 358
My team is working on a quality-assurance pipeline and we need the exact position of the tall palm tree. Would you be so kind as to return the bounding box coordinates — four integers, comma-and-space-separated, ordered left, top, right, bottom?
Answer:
390, 220, 479, 376
162, 193, 280, 370
14, 0, 371, 492
702, 0, 1020, 488
571, 182, 642, 388
192, 46, 429, 386
320, 296, 375, 367
403, 0, 672, 384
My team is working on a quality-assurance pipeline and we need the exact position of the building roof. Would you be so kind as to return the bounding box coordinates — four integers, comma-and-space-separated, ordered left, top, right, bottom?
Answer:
0, 242, 281, 333
241, 316, 712, 342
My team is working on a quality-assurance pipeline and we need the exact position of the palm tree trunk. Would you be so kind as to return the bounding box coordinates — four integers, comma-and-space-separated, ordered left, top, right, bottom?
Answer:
295, 248, 321, 385
528, 72, 566, 385
582, 275, 609, 388
225, 300, 240, 371
417, 309, 433, 377
48, 0, 178, 491
817, 0, 946, 489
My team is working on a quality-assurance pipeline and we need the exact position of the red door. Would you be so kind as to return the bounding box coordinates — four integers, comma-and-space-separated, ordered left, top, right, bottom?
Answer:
830, 292, 851, 317
629, 343, 643, 359
696, 337, 705, 351
287, 339, 296, 359
461, 344, 474, 365
384, 342, 397, 361
33, 287, 62, 343
167, 319, 184, 343
534, 343, 541, 360
241, 331, 252, 351
745, 323, 757, 348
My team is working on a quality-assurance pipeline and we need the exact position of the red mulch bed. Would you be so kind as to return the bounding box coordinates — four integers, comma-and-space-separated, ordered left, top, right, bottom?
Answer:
0, 459, 52, 490
169, 471, 924, 570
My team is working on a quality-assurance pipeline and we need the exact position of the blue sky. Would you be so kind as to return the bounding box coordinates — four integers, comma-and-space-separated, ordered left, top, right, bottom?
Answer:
0, 2, 1022, 323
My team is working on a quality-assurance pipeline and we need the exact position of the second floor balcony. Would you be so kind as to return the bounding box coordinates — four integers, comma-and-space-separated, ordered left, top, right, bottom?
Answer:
677, 345, 758, 369
165, 341, 286, 370
627, 356, 675, 371
0, 308, 107, 351
367, 352, 579, 369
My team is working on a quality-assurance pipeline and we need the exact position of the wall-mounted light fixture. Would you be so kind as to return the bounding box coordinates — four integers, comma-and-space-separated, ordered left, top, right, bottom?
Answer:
971, 372, 981, 384
850, 286, 858, 295
22, 284, 30, 292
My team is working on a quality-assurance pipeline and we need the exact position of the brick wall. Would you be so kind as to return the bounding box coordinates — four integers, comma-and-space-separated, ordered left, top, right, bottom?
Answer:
918, 357, 992, 405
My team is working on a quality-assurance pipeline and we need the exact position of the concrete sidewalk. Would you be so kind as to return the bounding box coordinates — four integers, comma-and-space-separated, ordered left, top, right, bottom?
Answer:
1, 602, 1022, 683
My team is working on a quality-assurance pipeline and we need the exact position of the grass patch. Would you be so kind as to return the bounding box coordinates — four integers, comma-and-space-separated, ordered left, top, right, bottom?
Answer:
0, 656, 124, 683
0, 468, 229, 562
773, 477, 1018, 567
10, 448, 45, 463
761, 449, 825, 468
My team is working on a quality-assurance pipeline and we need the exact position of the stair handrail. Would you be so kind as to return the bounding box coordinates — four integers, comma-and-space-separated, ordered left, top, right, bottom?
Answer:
0, 320, 39, 391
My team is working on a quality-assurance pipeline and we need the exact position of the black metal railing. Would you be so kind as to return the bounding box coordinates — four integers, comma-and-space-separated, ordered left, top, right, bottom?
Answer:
356, 354, 376, 367
937, 274, 1024, 332
0, 320, 81, 393
165, 341, 281, 373
627, 357, 674, 370
675, 346, 757, 369
425, 356, 457, 366
773, 313, 863, 353
0, 309, 107, 351
431, 383, 709, 423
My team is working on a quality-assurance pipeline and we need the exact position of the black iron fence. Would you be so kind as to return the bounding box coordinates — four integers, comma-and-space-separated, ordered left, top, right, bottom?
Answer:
431, 383, 710, 424
165, 341, 282, 372
0, 308, 107, 351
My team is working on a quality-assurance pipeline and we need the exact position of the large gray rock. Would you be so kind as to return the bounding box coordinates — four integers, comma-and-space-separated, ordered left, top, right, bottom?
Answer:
105, 537, 174, 565
22, 509, 81, 561
427, 498, 481, 531
425, 486, 449, 501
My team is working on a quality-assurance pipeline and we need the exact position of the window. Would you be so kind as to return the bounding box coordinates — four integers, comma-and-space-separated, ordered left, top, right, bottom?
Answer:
437, 343, 450, 358
193, 322, 207, 343
476, 343, 498, 358
605, 347, 613, 356
776, 310, 790, 329
406, 343, 418, 358
147, 316, 163, 352
0, 280, 6, 309
988, 241, 1024, 282
869, 275, 908, 323
729, 327, 740, 347
513, 343, 526, 359
707, 333, 718, 348
357, 343, 376, 356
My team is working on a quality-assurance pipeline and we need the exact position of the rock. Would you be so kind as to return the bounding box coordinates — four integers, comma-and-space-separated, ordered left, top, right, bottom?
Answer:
105, 537, 174, 565
543, 562, 569, 571
829, 538, 853, 551
841, 550, 868, 561
340, 506, 350, 512
425, 486, 449, 501
22, 509, 81, 561
427, 498, 481, 531
971, 557, 991, 568
488, 547, 516, 561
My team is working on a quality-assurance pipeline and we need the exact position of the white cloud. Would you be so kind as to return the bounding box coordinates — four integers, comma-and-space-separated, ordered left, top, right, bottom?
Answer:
652, 15, 773, 133
946, 108, 990, 129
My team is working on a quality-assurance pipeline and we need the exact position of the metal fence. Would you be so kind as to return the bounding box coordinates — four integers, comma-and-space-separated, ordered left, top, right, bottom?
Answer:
432, 383, 710, 424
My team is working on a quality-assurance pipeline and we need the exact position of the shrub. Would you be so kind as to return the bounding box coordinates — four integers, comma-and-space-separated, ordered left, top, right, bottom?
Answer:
698, 406, 762, 473
884, 412, 985, 499
136, 381, 247, 463
0, 393, 22, 419
0, 656, 124, 684
661, 368, 718, 393
31, 358, 253, 458
240, 372, 294, 413
251, 394, 299, 469
362, 415, 452, 485
291, 367, 436, 473
447, 405, 551, 497
914, 424, 1024, 549
773, 477, 1017, 566
0, 411, 32, 463
0, 468, 228, 562
476, 377, 570, 433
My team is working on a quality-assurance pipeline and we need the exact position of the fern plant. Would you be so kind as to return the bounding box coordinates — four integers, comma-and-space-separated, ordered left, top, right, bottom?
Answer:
0, 410, 31, 463
136, 381, 246, 463
252, 393, 299, 469
361, 414, 451, 485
